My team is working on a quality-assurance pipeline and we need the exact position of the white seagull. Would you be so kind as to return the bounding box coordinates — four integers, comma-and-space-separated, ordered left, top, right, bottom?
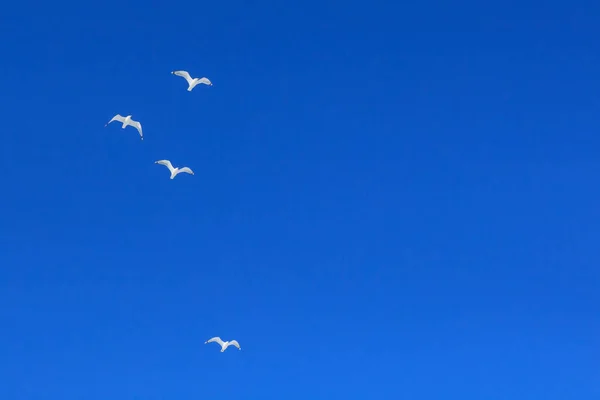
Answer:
155, 159, 194, 179
105, 114, 143, 140
205, 337, 241, 352
172, 70, 213, 91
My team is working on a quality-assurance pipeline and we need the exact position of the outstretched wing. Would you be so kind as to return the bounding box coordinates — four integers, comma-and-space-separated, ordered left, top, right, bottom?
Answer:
172, 70, 194, 85
128, 119, 143, 139
178, 167, 194, 175
197, 77, 212, 86
228, 340, 241, 350
106, 114, 125, 126
205, 337, 225, 347
155, 160, 175, 173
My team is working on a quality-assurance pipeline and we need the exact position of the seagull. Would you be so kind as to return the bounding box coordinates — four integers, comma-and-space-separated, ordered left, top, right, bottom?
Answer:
155, 160, 194, 179
171, 70, 213, 91
105, 114, 143, 140
205, 337, 241, 352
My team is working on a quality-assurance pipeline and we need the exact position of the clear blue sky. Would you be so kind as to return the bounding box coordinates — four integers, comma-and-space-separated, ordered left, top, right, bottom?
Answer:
1, 1, 599, 398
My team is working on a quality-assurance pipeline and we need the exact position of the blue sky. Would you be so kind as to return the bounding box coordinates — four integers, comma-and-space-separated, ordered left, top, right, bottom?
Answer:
1, 0, 599, 398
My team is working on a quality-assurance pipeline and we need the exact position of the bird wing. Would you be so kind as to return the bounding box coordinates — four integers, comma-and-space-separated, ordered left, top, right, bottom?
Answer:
206, 337, 225, 346
197, 77, 212, 86
129, 119, 143, 138
172, 70, 194, 85
107, 114, 126, 125
178, 167, 194, 175
228, 340, 241, 350
155, 160, 175, 173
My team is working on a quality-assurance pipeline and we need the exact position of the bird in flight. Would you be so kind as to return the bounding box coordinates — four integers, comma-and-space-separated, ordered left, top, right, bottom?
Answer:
172, 70, 213, 91
155, 160, 194, 179
105, 114, 143, 140
205, 337, 241, 352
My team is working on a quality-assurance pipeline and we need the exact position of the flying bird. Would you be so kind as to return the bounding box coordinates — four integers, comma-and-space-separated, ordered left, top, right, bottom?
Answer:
155, 160, 194, 179
105, 114, 143, 140
205, 337, 241, 352
171, 70, 212, 91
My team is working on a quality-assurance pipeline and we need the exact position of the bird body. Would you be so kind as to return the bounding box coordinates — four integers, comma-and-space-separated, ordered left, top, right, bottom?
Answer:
155, 159, 194, 179
172, 70, 212, 91
205, 337, 241, 352
105, 114, 143, 140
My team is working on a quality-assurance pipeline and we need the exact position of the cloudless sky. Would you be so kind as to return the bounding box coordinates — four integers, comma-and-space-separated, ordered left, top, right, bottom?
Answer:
1, 1, 599, 398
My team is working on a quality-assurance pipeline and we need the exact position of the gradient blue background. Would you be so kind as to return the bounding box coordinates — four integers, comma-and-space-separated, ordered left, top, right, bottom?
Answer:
1, 1, 599, 398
